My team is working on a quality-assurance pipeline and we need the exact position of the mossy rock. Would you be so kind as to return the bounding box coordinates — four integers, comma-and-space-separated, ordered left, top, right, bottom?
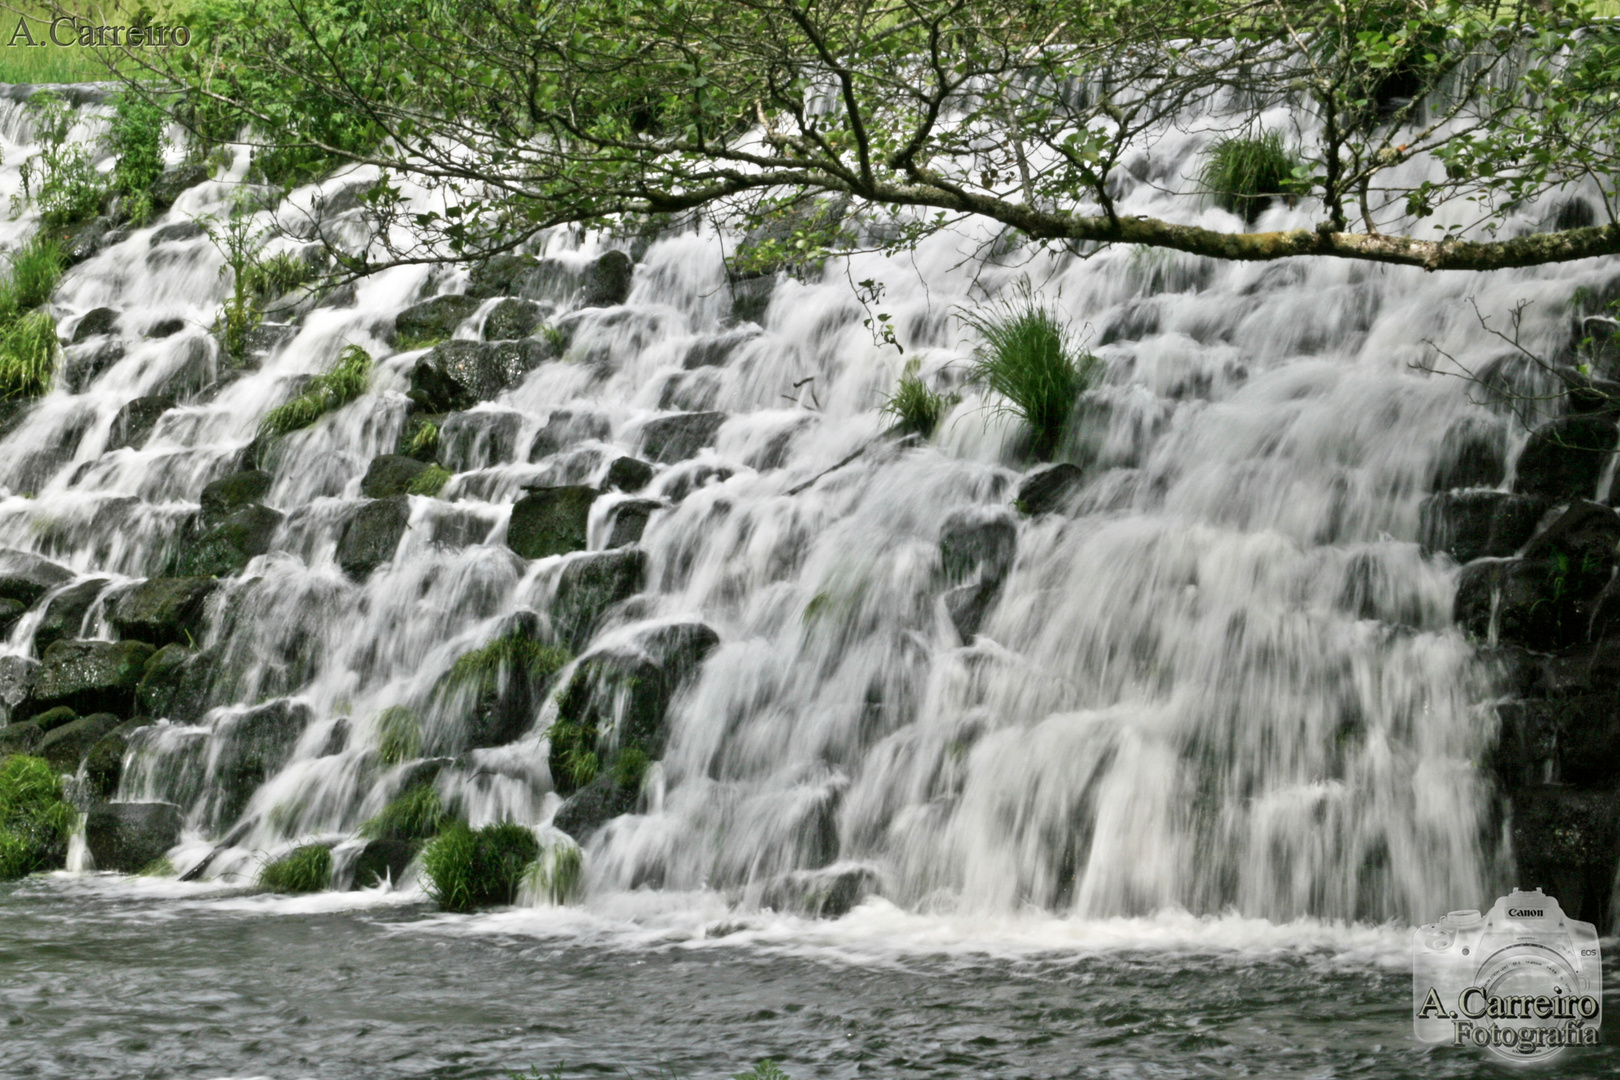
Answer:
1015, 463, 1084, 516
0, 549, 74, 607
408, 339, 550, 413
135, 643, 214, 723
110, 578, 219, 647
638, 411, 727, 464
173, 504, 283, 578
33, 577, 110, 651
32, 639, 155, 716
83, 718, 154, 799
467, 253, 540, 300
350, 838, 416, 889
394, 294, 482, 349
551, 549, 646, 653
37, 713, 120, 774
0, 721, 43, 756
0, 598, 24, 636
582, 250, 634, 308
359, 454, 430, 499
107, 396, 174, 452
481, 298, 542, 341
83, 801, 183, 874
433, 623, 571, 752
207, 699, 314, 830
336, 496, 411, 579
439, 410, 523, 471
199, 470, 273, 513
601, 456, 654, 493
506, 485, 596, 560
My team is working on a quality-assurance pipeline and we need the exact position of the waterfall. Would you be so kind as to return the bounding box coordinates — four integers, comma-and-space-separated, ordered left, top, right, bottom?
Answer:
1, 84, 1610, 927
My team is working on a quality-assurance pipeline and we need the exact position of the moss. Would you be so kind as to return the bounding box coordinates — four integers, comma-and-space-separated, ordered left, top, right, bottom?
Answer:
1198, 131, 1305, 225
880, 357, 957, 438
259, 344, 372, 437
0, 754, 75, 880
258, 843, 332, 893
612, 745, 650, 789
373, 705, 422, 766
421, 820, 540, 912
360, 783, 447, 843
405, 464, 451, 497
447, 633, 571, 695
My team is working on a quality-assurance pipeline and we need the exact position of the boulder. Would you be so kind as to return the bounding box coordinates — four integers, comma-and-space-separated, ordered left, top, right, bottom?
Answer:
27, 706, 78, 733
110, 577, 219, 647
393, 294, 481, 346
409, 339, 549, 413
83, 801, 185, 873
507, 486, 596, 560
1512, 414, 1619, 501
348, 838, 416, 889
1454, 555, 1608, 651
481, 298, 542, 341
84, 718, 154, 798
70, 306, 119, 343
1015, 464, 1085, 516
146, 318, 185, 338
135, 644, 214, 723
1511, 786, 1620, 927
199, 470, 272, 513
602, 456, 655, 493
528, 410, 612, 461
151, 221, 205, 244
582, 250, 634, 308
37, 713, 120, 773
1519, 500, 1620, 570
106, 396, 174, 452
31, 639, 155, 715
552, 773, 638, 840
1418, 491, 1548, 563
940, 510, 1018, 587
0, 720, 43, 755
33, 577, 110, 651
1427, 416, 1506, 491
639, 412, 727, 464
60, 339, 125, 394
0, 598, 23, 636
336, 496, 411, 578
606, 499, 663, 548
660, 463, 733, 502
0, 654, 38, 725
760, 865, 879, 918
0, 548, 74, 606
682, 327, 760, 370
552, 549, 647, 652
467, 253, 540, 300
148, 162, 209, 209
172, 504, 283, 577
1494, 696, 1620, 790
359, 454, 429, 499
207, 699, 313, 827
439, 410, 523, 471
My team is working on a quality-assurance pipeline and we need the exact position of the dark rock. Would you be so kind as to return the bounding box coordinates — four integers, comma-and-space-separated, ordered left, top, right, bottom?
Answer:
0, 654, 38, 725
507, 486, 596, 560
0, 598, 24, 636
110, 577, 218, 647
33, 578, 110, 651
683, 327, 760, 369
482, 298, 542, 341
37, 713, 119, 773
106, 395, 174, 452
336, 496, 411, 579
944, 581, 1000, 640
639, 412, 727, 464
32, 639, 154, 715
426, 506, 492, 548
602, 456, 654, 493
467, 253, 540, 300
552, 549, 647, 652
60, 215, 114, 263
439, 410, 523, 471
71, 306, 118, 343
0, 720, 42, 756
1418, 491, 1549, 563
1427, 416, 1507, 491
359, 455, 429, 499
431, 616, 566, 753
173, 504, 283, 578
1510, 786, 1620, 927
394, 294, 482, 346
199, 470, 272, 514
59, 339, 125, 394
349, 838, 416, 889
0, 548, 74, 606
1494, 697, 1620, 789
552, 773, 638, 840
148, 163, 210, 209
659, 463, 733, 502
150, 336, 213, 400
1454, 556, 1606, 650
728, 275, 774, 325
135, 644, 214, 723
27, 706, 78, 733
409, 339, 549, 412
606, 499, 662, 548
151, 221, 205, 245
84, 718, 154, 798
582, 250, 634, 307
760, 865, 879, 918
1513, 414, 1619, 501
316, 718, 349, 757
1519, 500, 1620, 571
146, 317, 186, 338
528, 410, 612, 461
208, 699, 313, 827
84, 801, 184, 873
940, 510, 1018, 587
1015, 464, 1085, 516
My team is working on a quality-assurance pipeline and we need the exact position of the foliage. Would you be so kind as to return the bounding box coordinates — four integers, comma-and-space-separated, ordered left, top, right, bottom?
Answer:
0, 755, 76, 881
207, 199, 269, 365
16, 91, 106, 229
961, 291, 1101, 461
405, 464, 451, 497
0, 234, 66, 320
880, 358, 957, 439
421, 820, 540, 912
108, 90, 170, 226
243, 250, 316, 303
545, 716, 599, 791
373, 705, 422, 766
447, 633, 571, 694
1199, 132, 1306, 225
360, 783, 448, 842
733, 1062, 791, 1080
0, 312, 60, 402
259, 344, 372, 436
521, 839, 584, 905
404, 418, 439, 458
258, 843, 332, 892
612, 745, 649, 790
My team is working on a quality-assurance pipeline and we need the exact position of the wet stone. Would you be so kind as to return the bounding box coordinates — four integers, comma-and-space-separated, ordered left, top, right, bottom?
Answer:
208, 699, 314, 828
1511, 786, 1620, 927
84, 718, 154, 799
110, 578, 219, 648
33, 578, 110, 651
151, 221, 205, 245
0, 720, 42, 756
605, 499, 663, 548
409, 339, 550, 413
336, 496, 411, 579
1513, 414, 1619, 501
148, 163, 209, 209
135, 644, 214, 724
1016, 464, 1085, 516
107, 396, 174, 452
0, 549, 74, 606
173, 504, 283, 578
200, 470, 273, 514
70, 306, 118, 343
528, 410, 612, 462
481, 298, 542, 341
639, 411, 727, 464
602, 456, 655, 493
394, 294, 482, 346
84, 801, 184, 873
0, 654, 38, 725
38, 713, 120, 773
31, 639, 154, 716
348, 838, 415, 889
146, 317, 186, 339
940, 510, 1018, 587
551, 549, 647, 653
507, 486, 596, 560
439, 410, 523, 472
359, 455, 429, 499
0, 598, 22, 636
583, 250, 634, 308
1418, 491, 1548, 563
1427, 415, 1506, 492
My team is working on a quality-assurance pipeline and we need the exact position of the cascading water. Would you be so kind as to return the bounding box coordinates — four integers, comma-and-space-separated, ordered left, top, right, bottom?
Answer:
0, 81, 1610, 942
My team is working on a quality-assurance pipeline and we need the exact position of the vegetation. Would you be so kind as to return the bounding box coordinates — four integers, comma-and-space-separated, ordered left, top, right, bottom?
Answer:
1199, 132, 1306, 225
258, 843, 332, 892
360, 783, 448, 843
258, 344, 371, 436
545, 715, 599, 792
0, 234, 66, 318
16, 91, 107, 229
405, 464, 451, 497
421, 820, 539, 912
446, 632, 571, 696
403, 418, 439, 459
880, 358, 957, 439
108, 90, 171, 226
522, 839, 584, 905
0, 755, 76, 880
0, 311, 60, 402
961, 292, 1102, 461
372, 704, 422, 766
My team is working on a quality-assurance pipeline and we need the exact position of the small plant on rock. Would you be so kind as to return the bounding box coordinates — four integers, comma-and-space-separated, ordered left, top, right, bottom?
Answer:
961, 288, 1100, 461
447, 633, 571, 695
16, 91, 107, 228
360, 783, 448, 843
421, 820, 540, 912
0, 754, 76, 880
373, 705, 422, 766
522, 839, 584, 905
880, 357, 957, 438
259, 344, 372, 436
406, 464, 451, 497
0, 311, 59, 401
1198, 131, 1306, 225
0, 234, 66, 319
258, 843, 332, 892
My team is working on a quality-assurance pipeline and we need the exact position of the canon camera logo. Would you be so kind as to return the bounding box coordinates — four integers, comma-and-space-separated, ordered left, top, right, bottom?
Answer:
1509, 908, 1544, 917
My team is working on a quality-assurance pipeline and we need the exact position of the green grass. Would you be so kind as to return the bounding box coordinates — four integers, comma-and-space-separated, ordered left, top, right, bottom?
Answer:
360, 783, 447, 843
522, 840, 583, 905
544, 715, 599, 791
0, 754, 75, 880
404, 418, 438, 458
447, 633, 571, 692
258, 344, 371, 436
0, 3, 197, 84
406, 463, 451, 497
0, 234, 66, 317
961, 289, 1100, 461
373, 705, 422, 765
258, 843, 332, 892
880, 357, 957, 438
1198, 131, 1304, 225
0, 310, 58, 400
421, 820, 539, 912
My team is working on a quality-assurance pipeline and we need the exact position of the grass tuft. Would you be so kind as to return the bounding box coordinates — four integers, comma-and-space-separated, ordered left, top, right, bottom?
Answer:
258, 843, 332, 893
0, 754, 75, 880
1198, 131, 1304, 225
373, 705, 422, 766
522, 840, 584, 905
360, 783, 447, 843
421, 820, 540, 912
406, 464, 452, 497
961, 288, 1100, 461
880, 357, 957, 438
0, 310, 58, 400
259, 344, 372, 436
545, 715, 599, 791
404, 418, 439, 458
447, 633, 571, 693
0, 234, 66, 319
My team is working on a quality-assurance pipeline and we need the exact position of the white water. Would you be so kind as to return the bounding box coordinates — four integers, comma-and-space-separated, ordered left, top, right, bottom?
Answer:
1, 85, 1612, 934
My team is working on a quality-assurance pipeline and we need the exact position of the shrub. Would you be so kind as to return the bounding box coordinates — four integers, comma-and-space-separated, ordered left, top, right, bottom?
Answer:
259, 344, 372, 436
244, 250, 315, 303
360, 783, 447, 843
17, 91, 107, 228
373, 705, 422, 766
421, 820, 540, 912
0, 311, 59, 401
108, 90, 169, 226
1198, 131, 1304, 225
880, 358, 957, 438
258, 843, 332, 893
961, 289, 1100, 461
0, 754, 75, 880
406, 464, 451, 497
